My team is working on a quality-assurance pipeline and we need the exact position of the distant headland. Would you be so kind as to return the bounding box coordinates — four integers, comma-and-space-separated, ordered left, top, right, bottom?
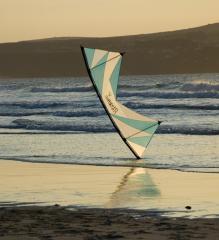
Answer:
0, 23, 219, 78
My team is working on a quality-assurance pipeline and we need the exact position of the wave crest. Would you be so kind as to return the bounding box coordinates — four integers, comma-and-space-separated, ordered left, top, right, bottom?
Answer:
31, 85, 93, 93
119, 91, 219, 99
180, 83, 219, 92
8, 119, 219, 135
125, 102, 219, 110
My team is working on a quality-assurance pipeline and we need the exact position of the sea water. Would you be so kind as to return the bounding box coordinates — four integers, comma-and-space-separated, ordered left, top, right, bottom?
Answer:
0, 74, 218, 173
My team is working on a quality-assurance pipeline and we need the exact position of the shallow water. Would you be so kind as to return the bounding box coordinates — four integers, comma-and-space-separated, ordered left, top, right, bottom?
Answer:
0, 133, 218, 173
0, 74, 218, 172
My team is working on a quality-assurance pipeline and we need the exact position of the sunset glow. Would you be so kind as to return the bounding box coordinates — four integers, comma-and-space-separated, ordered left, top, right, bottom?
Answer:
1, 0, 219, 43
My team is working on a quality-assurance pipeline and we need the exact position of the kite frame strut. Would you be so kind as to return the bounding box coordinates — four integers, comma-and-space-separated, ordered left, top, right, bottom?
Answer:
80, 46, 161, 159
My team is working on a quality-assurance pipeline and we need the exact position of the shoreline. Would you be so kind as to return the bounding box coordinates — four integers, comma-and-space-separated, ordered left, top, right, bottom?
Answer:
1, 156, 219, 173
1, 157, 219, 175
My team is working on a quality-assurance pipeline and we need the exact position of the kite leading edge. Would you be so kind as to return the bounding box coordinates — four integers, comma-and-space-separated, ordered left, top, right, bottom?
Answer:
81, 46, 161, 159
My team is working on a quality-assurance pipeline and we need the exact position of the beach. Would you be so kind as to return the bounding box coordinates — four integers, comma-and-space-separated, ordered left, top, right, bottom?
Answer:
1, 2, 219, 238
1, 206, 219, 240
1, 160, 219, 216
1, 160, 219, 239
0, 73, 218, 239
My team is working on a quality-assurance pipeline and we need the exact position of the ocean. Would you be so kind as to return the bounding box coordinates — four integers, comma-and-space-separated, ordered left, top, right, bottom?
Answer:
0, 73, 218, 173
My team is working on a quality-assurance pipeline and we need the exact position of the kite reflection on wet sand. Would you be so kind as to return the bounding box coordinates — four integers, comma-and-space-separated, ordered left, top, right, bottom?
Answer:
107, 168, 161, 208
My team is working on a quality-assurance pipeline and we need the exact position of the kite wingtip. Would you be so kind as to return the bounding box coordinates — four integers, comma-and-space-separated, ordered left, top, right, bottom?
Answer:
158, 120, 162, 125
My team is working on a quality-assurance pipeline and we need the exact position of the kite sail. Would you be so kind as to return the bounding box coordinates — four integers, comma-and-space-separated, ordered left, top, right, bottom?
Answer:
81, 46, 161, 159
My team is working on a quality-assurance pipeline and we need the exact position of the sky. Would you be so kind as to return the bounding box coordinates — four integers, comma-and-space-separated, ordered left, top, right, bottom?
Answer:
0, 0, 219, 43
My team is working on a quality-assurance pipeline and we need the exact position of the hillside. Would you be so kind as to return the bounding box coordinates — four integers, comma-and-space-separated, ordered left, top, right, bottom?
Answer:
0, 23, 219, 77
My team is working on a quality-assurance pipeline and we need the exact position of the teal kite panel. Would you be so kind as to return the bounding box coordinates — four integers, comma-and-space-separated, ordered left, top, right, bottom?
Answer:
91, 63, 106, 95
144, 124, 158, 134
84, 48, 95, 68
128, 135, 152, 147
112, 114, 156, 131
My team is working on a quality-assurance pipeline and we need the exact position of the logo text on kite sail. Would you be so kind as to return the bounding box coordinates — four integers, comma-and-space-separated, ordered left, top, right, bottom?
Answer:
105, 94, 118, 114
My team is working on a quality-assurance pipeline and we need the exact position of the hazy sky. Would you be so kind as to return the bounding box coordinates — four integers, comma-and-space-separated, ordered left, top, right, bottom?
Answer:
1, 0, 219, 43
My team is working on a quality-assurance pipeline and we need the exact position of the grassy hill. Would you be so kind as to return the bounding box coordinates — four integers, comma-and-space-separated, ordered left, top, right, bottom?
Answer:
0, 23, 219, 77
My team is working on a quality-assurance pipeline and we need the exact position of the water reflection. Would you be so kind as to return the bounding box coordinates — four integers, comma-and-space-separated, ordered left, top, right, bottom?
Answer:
106, 167, 161, 208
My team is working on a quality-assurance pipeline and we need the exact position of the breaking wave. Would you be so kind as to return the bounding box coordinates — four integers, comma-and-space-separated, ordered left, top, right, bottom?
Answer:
0, 74, 218, 137
0, 119, 216, 135
30, 82, 219, 98
0, 110, 105, 117
31, 85, 93, 93
10, 119, 113, 132
0, 101, 69, 109
119, 91, 219, 99
0, 101, 97, 109
53, 110, 105, 117
180, 83, 219, 92
125, 102, 219, 110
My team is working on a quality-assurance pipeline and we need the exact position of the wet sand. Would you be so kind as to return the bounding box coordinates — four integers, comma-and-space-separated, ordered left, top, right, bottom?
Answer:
0, 206, 219, 240
1, 160, 219, 239
1, 160, 219, 217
